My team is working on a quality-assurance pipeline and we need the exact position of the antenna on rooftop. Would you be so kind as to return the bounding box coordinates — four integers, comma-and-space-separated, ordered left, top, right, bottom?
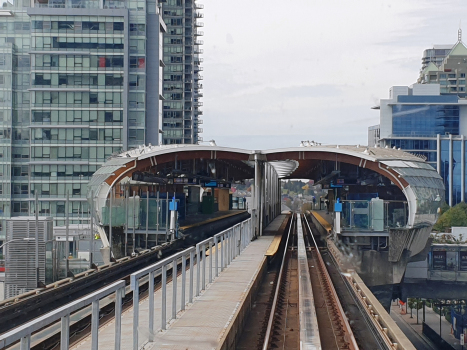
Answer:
459, 22, 462, 43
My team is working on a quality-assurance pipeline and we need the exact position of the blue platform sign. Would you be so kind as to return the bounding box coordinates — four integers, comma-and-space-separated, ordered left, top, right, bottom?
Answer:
169, 197, 178, 211
334, 198, 342, 212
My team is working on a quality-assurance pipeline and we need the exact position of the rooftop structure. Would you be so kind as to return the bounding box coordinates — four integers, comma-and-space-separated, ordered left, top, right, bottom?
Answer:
418, 30, 467, 97
89, 143, 444, 231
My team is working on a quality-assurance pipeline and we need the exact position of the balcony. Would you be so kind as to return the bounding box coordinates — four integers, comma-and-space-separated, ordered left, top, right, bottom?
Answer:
197, 128, 203, 133
194, 101, 203, 107
194, 66, 204, 72
195, 91, 203, 97
198, 119, 203, 124
194, 31, 204, 36
195, 21, 204, 27
195, 3, 204, 9
195, 75, 204, 80
195, 12, 204, 18
195, 40, 204, 45
194, 58, 204, 64
194, 48, 204, 54
195, 109, 203, 115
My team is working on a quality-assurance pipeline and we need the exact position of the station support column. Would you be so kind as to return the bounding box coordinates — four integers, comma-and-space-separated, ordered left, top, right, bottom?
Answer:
254, 153, 262, 237
253, 153, 269, 236
260, 162, 265, 235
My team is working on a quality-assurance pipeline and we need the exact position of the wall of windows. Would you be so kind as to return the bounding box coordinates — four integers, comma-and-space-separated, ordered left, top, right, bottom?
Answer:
392, 105, 459, 137
31, 146, 120, 160
33, 54, 124, 69
0, 0, 165, 229
32, 110, 123, 124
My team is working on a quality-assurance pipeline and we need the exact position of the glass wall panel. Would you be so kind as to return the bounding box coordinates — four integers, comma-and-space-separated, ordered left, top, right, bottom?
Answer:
392, 105, 459, 137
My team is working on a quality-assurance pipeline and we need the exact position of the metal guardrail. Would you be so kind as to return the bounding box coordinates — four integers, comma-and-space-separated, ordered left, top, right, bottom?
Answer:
327, 239, 416, 350
1, 219, 252, 350
129, 218, 252, 350
0, 280, 125, 350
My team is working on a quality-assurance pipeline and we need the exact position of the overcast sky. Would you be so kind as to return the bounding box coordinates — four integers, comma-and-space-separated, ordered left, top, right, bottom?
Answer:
200, 0, 467, 150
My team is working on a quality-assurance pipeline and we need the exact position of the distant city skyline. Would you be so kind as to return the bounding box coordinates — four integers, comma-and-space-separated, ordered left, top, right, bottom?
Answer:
200, 0, 467, 150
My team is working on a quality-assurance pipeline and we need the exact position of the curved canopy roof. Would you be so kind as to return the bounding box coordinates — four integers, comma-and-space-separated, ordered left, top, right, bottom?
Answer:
88, 144, 444, 228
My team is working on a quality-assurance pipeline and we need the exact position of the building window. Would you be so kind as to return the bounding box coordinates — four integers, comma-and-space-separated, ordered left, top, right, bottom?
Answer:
392, 105, 459, 137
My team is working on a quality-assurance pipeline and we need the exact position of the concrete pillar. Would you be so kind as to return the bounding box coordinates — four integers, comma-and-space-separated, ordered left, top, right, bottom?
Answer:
273, 171, 279, 217
271, 167, 274, 218
254, 154, 262, 237
260, 163, 265, 235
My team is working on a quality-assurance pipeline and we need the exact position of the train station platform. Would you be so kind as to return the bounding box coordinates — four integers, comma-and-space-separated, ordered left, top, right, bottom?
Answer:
179, 210, 248, 229
71, 217, 286, 350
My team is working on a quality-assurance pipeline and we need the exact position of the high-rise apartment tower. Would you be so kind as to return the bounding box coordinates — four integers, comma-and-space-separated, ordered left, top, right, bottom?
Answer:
161, 0, 203, 144
0, 0, 166, 238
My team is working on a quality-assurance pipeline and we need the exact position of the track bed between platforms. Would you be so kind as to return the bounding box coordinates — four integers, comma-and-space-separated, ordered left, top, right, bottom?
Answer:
247, 214, 359, 350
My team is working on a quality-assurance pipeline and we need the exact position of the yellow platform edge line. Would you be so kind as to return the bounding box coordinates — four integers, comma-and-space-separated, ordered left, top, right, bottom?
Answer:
265, 235, 282, 256
310, 211, 332, 232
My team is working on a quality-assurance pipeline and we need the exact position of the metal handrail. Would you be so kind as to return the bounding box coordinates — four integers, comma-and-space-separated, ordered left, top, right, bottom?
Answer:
129, 246, 194, 349
2, 219, 253, 350
0, 280, 125, 350
130, 218, 252, 350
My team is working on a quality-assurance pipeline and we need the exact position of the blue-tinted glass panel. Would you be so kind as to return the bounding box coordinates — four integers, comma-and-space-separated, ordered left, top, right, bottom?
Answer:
388, 139, 437, 150
392, 105, 459, 137
465, 141, 467, 202
453, 141, 462, 205
440, 140, 450, 202
397, 95, 458, 103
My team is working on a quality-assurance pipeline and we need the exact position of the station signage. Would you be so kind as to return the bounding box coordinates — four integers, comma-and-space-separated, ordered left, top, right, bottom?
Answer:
173, 178, 198, 185
217, 183, 231, 188
460, 252, 467, 271
201, 181, 231, 188
432, 251, 446, 270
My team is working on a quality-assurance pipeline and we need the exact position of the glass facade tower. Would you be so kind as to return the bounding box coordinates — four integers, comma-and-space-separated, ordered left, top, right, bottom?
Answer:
161, 0, 203, 145
0, 0, 166, 237
371, 84, 467, 206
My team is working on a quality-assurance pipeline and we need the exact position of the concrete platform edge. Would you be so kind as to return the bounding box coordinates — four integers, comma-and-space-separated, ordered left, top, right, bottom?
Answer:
217, 256, 268, 350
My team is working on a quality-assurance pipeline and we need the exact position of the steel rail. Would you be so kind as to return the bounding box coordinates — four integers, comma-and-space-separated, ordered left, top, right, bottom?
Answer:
325, 240, 397, 350
262, 214, 294, 350
303, 214, 360, 350
0, 212, 250, 336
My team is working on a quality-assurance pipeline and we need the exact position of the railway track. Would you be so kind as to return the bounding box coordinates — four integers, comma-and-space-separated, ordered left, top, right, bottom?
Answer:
259, 213, 390, 350
3, 254, 186, 350
260, 213, 357, 349
0, 212, 249, 338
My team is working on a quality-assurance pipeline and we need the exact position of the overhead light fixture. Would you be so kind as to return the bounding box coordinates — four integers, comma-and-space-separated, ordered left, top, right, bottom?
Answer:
208, 162, 216, 174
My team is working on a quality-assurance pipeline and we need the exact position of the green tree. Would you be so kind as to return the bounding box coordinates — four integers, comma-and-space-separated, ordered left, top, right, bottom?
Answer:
408, 298, 423, 311
433, 202, 467, 232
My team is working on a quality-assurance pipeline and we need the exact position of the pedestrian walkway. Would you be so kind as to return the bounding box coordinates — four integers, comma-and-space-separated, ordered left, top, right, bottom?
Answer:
390, 302, 463, 350
71, 231, 277, 350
